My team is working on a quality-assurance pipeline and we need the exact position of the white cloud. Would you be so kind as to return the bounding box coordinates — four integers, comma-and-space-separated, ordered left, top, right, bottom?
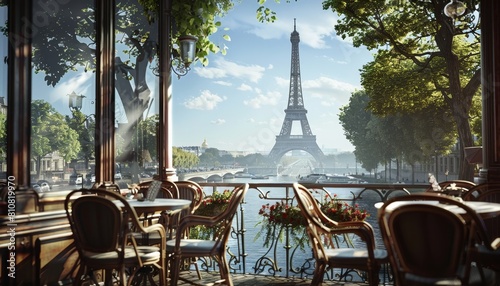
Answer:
302, 76, 359, 106
275, 76, 289, 87
303, 76, 358, 92
321, 55, 348, 65
211, 119, 226, 125
240, 5, 338, 49
52, 72, 94, 107
244, 90, 282, 108
214, 81, 232, 86
237, 83, 253, 91
183, 90, 225, 110
193, 57, 266, 83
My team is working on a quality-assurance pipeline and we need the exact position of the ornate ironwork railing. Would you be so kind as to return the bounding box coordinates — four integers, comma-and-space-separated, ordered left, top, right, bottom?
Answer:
196, 182, 428, 283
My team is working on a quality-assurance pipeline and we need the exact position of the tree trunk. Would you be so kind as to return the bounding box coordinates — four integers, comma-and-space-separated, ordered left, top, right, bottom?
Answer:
35, 156, 42, 181
436, 20, 476, 182
452, 100, 475, 181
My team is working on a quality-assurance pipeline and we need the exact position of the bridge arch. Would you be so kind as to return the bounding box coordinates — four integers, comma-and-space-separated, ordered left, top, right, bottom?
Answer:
268, 147, 326, 166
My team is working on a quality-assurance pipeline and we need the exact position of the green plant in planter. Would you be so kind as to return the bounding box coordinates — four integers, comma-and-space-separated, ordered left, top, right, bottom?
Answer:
255, 193, 371, 249
255, 201, 308, 249
191, 189, 233, 239
195, 189, 232, 216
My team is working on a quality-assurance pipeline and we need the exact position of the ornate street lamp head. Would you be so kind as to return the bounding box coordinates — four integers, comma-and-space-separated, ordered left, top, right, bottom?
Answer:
68, 91, 85, 112
444, 0, 466, 19
172, 35, 198, 77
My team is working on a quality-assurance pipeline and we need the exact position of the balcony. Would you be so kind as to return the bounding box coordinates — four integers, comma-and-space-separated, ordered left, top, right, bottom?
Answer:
1, 181, 427, 285
170, 181, 424, 285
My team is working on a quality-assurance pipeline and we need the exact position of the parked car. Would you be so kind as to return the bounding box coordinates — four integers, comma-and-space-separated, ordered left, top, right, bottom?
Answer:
36, 179, 52, 190
86, 173, 96, 184
69, 174, 84, 185
114, 172, 122, 180
32, 182, 50, 193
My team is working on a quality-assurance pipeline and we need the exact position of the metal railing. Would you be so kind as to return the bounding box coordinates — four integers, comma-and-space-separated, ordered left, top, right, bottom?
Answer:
196, 182, 428, 283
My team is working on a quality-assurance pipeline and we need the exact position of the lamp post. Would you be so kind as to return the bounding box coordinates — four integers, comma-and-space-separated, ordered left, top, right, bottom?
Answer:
67, 92, 95, 171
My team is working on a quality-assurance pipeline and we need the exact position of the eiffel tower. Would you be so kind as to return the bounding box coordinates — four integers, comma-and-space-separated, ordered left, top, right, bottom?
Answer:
268, 20, 326, 164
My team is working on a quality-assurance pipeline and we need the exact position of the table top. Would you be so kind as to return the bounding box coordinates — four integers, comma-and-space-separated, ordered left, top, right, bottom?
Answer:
127, 198, 191, 214
375, 200, 500, 219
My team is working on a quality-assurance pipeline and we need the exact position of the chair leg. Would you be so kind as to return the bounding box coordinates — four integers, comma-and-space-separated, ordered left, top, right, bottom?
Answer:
368, 267, 380, 286
158, 256, 166, 286
104, 269, 117, 286
74, 263, 86, 286
192, 257, 202, 280
217, 254, 233, 286
311, 263, 326, 286
170, 254, 182, 286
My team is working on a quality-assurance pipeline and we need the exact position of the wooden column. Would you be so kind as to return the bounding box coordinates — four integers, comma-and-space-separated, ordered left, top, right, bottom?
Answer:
6, 0, 32, 190
158, 0, 177, 181
479, 0, 500, 183
95, 0, 116, 182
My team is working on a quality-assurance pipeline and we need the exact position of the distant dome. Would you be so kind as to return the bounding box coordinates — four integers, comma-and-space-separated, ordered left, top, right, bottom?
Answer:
201, 139, 208, 149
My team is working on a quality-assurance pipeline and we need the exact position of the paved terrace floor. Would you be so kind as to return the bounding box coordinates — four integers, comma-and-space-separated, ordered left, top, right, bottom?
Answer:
172, 271, 373, 286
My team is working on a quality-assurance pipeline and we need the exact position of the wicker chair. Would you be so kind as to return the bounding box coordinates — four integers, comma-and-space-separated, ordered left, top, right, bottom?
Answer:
378, 193, 497, 285
462, 183, 500, 271
166, 180, 204, 279
65, 188, 166, 286
166, 183, 248, 286
462, 182, 500, 202
292, 183, 388, 286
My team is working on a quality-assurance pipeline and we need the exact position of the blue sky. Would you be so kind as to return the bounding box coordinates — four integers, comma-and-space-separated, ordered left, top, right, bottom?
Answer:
1, 1, 374, 154
172, 0, 373, 153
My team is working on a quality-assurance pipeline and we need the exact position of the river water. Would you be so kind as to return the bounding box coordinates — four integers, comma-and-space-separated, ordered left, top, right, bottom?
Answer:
214, 175, 387, 276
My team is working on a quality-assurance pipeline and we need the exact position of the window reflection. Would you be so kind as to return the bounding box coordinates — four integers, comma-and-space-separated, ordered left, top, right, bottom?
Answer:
31, 0, 96, 191
114, 0, 159, 183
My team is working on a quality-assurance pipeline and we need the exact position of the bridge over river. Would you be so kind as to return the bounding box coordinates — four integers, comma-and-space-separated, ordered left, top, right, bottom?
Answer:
178, 167, 279, 183
178, 168, 246, 182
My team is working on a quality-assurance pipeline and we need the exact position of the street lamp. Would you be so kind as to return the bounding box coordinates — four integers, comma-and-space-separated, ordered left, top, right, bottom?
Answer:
68, 91, 85, 112
171, 35, 198, 77
67, 91, 95, 126
444, 0, 466, 18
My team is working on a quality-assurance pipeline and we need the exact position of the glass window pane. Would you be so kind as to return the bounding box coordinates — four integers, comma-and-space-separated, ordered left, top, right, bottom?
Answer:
31, 1, 96, 192
115, 0, 158, 184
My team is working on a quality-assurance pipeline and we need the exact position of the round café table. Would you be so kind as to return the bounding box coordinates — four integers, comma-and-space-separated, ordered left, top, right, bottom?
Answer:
127, 198, 191, 215
126, 198, 191, 285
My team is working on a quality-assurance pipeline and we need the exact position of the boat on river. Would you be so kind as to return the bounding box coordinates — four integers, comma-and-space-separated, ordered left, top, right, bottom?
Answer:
234, 171, 255, 178
298, 173, 364, 184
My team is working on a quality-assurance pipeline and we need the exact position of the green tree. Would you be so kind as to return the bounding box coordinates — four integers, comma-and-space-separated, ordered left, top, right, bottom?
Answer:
12, 0, 295, 174
199, 148, 220, 168
32, 100, 80, 178
340, 90, 456, 182
138, 114, 159, 164
173, 147, 199, 169
323, 0, 481, 180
